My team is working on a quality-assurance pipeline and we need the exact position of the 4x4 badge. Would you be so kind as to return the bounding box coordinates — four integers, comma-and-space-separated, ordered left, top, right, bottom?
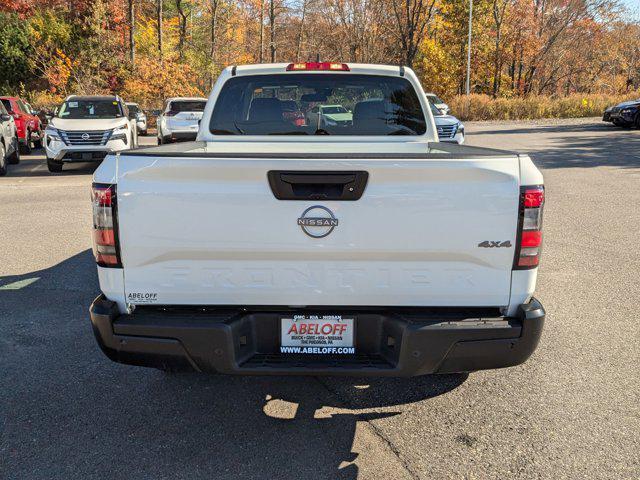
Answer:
478, 240, 512, 248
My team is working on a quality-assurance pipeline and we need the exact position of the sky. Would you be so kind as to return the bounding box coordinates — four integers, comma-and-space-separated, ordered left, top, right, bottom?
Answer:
622, 0, 640, 20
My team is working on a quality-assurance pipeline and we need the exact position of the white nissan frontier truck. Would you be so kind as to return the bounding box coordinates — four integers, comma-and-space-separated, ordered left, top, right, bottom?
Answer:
90, 62, 545, 376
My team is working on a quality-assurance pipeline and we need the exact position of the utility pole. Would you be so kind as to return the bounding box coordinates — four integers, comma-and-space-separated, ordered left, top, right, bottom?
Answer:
296, 0, 307, 62
129, 0, 135, 66
465, 0, 473, 96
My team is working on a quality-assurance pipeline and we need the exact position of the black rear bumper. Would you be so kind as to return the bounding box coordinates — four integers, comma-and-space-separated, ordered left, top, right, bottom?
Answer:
90, 296, 545, 376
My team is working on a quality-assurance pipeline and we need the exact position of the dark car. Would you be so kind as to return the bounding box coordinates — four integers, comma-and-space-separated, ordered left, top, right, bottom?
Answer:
604, 100, 640, 128
281, 100, 305, 126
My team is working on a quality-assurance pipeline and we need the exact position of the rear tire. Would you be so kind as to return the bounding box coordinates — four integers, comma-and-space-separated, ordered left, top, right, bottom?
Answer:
20, 131, 32, 154
47, 157, 63, 173
7, 137, 20, 164
0, 143, 7, 176
33, 131, 43, 149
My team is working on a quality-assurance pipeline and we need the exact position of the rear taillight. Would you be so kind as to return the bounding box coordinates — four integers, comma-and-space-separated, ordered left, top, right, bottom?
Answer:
514, 185, 544, 269
92, 183, 122, 268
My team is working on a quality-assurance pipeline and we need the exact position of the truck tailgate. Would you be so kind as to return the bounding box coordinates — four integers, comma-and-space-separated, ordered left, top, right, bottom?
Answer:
115, 150, 520, 307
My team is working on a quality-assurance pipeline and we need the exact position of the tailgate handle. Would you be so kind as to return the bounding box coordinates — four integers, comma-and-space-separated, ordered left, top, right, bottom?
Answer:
268, 171, 368, 201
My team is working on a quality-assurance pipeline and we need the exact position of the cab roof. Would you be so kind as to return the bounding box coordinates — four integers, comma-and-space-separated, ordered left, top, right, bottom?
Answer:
230, 63, 406, 77
65, 95, 120, 102
166, 97, 208, 102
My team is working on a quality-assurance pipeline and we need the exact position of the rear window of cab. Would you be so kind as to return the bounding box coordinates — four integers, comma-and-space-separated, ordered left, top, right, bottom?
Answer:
209, 74, 426, 136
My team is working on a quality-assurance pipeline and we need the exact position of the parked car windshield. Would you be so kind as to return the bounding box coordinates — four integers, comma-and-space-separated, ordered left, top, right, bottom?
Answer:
321, 106, 348, 114
169, 101, 206, 113
430, 102, 445, 117
1, 99, 13, 112
210, 74, 427, 136
58, 99, 124, 119
127, 104, 140, 115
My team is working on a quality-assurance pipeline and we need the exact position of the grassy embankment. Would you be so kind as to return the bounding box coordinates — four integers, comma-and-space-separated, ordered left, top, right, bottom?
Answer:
450, 92, 640, 121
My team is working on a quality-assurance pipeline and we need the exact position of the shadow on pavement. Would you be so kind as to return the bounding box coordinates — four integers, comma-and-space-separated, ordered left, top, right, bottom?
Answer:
530, 133, 640, 169
0, 250, 467, 479
470, 123, 640, 169
5, 148, 100, 178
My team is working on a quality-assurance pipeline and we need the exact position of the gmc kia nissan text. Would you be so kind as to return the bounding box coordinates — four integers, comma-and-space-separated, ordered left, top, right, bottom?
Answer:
90, 62, 545, 376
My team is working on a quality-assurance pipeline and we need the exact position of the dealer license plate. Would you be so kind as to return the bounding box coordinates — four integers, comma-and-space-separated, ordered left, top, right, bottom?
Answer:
280, 315, 355, 354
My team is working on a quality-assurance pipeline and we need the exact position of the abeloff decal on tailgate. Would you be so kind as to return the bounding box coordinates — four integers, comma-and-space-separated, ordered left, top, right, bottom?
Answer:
127, 292, 158, 304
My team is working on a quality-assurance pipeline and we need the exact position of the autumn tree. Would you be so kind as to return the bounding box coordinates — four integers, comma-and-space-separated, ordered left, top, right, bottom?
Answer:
389, 0, 437, 67
0, 0, 638, 106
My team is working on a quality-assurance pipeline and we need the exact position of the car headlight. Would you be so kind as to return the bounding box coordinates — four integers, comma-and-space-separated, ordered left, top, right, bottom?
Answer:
457, 123, 465, 134
111, 126, 129, 144
621, 108, 636, 114
324, 118, 337, 126
45, 127, 61, 142
44, 127, 60, 141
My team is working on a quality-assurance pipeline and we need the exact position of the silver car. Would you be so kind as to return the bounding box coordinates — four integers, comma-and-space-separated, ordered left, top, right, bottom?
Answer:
0, 101, 20, 175
126, 102, 148, 136
430, 102, 465, 144
157, 97, 207, 144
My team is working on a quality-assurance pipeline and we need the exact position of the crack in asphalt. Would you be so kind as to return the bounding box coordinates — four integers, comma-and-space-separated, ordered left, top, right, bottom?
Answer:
313, 376, 422, 480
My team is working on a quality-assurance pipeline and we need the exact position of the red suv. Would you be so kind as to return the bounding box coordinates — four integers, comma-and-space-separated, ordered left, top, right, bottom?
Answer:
0, 97, 43, 154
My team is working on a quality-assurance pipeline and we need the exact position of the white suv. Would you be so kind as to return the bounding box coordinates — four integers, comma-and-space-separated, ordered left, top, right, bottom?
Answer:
0, 101, 20, 175
44, 95, 137, 173
157, 97, 207, 144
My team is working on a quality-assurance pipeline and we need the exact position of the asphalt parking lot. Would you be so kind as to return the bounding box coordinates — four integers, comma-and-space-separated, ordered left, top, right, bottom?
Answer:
1, 119, 639, 479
